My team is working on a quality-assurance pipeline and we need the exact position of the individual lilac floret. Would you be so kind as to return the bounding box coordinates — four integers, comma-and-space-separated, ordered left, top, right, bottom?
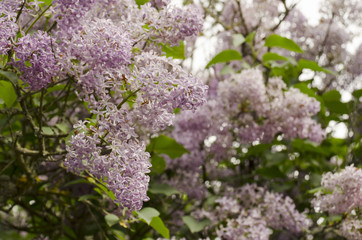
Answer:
312, 165, 362, 214
12, 31, 60, 90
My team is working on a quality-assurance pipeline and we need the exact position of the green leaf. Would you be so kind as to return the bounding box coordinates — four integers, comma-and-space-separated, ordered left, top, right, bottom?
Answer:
148, 183, 180, 196
352, 89, 362, 99
307, 186, 324, 194
245, 31, 256, 44
265, 34, 303, 53
256, 166, 285, 178
42, 126, 60, 135
147, 135, 188, 159
138, 207, 160, 224
150, 217, 169, 239
322, 90, 341, 102
298, 59, 336, 75
55, 123, 70, 134
205, 50, 242, 69
135, 0, 150, 6
324, 101, 348, 114
161, 41, 185, 59
262, 52, 289, 62
182, 216, 210, 233
265, 152, 286, 166
0, 80, 17, 107
63, 178, 89, 187
63, 226, 77, 239
322, 90, 348, 114
151, 154, 166, 174
0, 70, 19, 85
111, 230, 126, 240
232, 34, 245, 47
43, 0, 53, 5
46, 84, 67, 95
105, 214, 119, 227
78, 194, 98, 201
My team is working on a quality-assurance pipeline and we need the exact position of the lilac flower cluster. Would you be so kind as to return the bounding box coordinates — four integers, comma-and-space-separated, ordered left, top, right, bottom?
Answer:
65, 118, 151, 211
12, 31, 60, 90
216, 209, 272, 240
340, 216, 362, 240
0, 2, 18, 55
131, 52, 208, 130
312, 165, 362, 214
51, 0, 207, 211
61, 18, 133, 94
193, 184, 311, 238
168, 69, 324, 180
152, 5, 204, 46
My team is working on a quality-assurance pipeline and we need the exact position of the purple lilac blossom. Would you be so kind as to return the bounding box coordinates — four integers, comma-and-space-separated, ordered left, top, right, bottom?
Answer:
312, 165, 362, 214
340, 216, 362, 240
53, 0, 207, 212
12, 31, 60, 90
192, 184, 311, 236
0, 2, 19, 55
216, 209, 272, 240
151, 4, 203, 46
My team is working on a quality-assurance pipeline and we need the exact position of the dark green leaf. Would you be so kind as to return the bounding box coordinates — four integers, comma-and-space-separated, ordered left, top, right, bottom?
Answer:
0, 80, 17, 107
322, 90, 348, 114
256, 166, 285, 178
205, 50, 242, 69
182, 216, 210, 233
148, 183, 180, 196
138, 207, 160, 224
151, 154, 166, 174
232, 34, 245, 47
105, 214, 119, 227
161, 41, 185, 59
352, 89, 362, 99
63, 226, 77, 239
265, 34, 303, 53
322, 90, 341, 102
150, 217, 169, 239
324, 101, 349, 114
298, 59, 336, 75
147, 135, 188, 158
265, 152, 286, 166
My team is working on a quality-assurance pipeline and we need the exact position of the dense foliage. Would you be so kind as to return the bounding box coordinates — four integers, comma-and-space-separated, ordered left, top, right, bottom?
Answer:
0, 0, 361, 239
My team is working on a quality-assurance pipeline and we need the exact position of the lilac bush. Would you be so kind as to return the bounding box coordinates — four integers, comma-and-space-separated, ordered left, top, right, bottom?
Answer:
0, 0, 361, 239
